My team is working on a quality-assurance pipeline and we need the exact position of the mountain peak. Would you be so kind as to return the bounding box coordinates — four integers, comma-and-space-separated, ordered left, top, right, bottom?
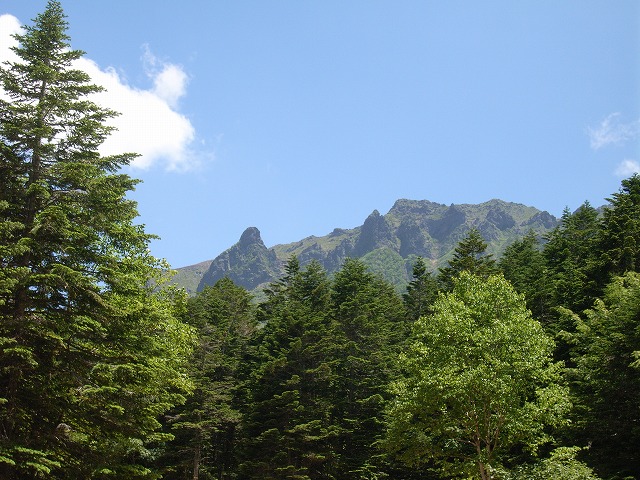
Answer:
354, 208, 395, 256
196, 226, 279, 293
174, 197, 560, 296
239, 227, 264, 248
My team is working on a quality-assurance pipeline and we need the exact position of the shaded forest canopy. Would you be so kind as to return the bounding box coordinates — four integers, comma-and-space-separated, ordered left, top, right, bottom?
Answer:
1, 2, 640, 480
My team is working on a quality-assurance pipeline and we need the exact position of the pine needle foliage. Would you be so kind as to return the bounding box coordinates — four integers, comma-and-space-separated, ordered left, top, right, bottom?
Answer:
0, 2, 193, 477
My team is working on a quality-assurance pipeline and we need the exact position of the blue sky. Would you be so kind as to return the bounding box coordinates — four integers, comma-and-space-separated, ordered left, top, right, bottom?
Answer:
1, 1, 639, 268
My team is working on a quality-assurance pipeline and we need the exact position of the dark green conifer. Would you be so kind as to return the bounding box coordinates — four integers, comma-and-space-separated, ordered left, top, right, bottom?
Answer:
238, 259, 339, 479
161, 278, 255, 480
0, 2, 192, 477
499, 231, 552, 321
330, 259, 406, 478
403, 257, 439, 321
543, 202, 600, 315
596, 174, 640, 284
437, 228, 498, 291
563, 272, 640, 478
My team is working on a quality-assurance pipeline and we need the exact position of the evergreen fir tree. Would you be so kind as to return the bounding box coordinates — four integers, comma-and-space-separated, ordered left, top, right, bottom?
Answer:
437, 228, 498, 291
403, 257, 439, 321
238, 259, 340, 480
161, 278, 255, 480
499, 231, 552, 321
0, 3, 193, 477
330, 259, 406, 479
596, 174, 640, 285
563, 272, 640, 479
543, 203, 600, 315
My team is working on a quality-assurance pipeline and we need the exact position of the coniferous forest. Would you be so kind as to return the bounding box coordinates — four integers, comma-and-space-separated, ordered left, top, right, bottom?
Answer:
2, 3, 640, 479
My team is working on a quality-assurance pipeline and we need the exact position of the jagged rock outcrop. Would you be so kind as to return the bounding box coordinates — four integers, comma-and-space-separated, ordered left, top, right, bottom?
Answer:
486, 204, 517, 230
525, 210, 557, 229
197, 227, 280, 292
176, 198, 560, 295
427, 204, 467, 241
353, 210, 396, 256
397, 219, 429, 257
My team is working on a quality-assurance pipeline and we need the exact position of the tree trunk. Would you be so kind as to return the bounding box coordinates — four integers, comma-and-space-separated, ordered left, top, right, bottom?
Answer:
478, 461, 490, 480
192, 441, 201, 480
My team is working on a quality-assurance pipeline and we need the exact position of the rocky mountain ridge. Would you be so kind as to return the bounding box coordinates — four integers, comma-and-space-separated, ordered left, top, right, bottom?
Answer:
172, 198, 559, 295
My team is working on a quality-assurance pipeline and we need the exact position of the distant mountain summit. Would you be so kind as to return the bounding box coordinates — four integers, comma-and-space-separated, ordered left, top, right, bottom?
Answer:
172, 198, 559, 295
197, 227, 280, 292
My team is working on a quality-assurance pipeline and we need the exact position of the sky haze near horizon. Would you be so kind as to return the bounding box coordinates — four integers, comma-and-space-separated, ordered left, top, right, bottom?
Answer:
1, 1, 639, 268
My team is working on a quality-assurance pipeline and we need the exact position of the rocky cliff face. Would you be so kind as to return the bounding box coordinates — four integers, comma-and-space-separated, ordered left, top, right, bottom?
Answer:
197, 227, 281, 293
353, 210, 396, 256
176, 198, 559, 294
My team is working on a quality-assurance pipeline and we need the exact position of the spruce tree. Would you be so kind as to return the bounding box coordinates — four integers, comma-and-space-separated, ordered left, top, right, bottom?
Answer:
238, 259, 340, 479
543, 203, 600, 315
0, 3, 192, 477
403, 257, 439, 321
161, 278, 255, 480
563, 272, 640, 478
596, 174, 640, 285
437, 228, 498, 291
499, 231, 552, 321
330, 259, 406, 478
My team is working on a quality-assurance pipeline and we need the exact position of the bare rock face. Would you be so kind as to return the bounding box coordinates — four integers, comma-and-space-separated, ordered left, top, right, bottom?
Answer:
525, 210, 557, 229
486, 205, 517, 230
354, 210, 396, 257
397, 220, 429, 258
427, 204, 467, 241
179, 198, 560, 295
238, 226, 262, 248
197, 227, 281, 292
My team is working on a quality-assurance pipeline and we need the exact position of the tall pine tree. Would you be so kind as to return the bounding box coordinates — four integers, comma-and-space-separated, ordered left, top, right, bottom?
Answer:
562, 272, 640, 479
161, 278, 255, 480
330, 259, 406, 478
0, 3, 193, 477
499, 231, 552, 322
543, 203, 600, 316
596, 174, 640, 285
403, 257, 439, 322
238, 259, 340, 480
437, 228, 498, 291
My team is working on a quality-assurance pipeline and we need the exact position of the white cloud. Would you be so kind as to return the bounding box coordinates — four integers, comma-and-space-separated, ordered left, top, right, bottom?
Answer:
78, 56, 196, 170
614, 159, 640, 177
0, 14, 21, 61
142, 45, 189, 109
0, 14, 199, 171
588, 113, 640, 150
0, 14, 21, 101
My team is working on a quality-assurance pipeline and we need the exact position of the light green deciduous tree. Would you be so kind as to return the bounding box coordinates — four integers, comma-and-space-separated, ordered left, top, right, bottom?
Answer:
384, 273, 570, 480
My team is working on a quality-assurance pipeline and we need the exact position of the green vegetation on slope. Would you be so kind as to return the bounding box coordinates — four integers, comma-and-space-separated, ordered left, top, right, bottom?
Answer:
179, 198, 559, 296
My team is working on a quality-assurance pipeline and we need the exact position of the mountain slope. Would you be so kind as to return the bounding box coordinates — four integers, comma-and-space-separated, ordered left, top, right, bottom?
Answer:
173, 198, 558, 295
